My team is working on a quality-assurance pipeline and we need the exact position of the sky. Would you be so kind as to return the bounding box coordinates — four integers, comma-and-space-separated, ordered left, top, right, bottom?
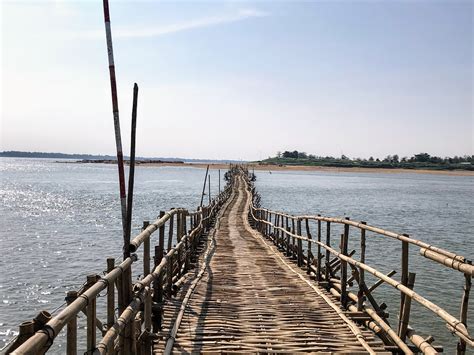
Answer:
1, 0, 472, 160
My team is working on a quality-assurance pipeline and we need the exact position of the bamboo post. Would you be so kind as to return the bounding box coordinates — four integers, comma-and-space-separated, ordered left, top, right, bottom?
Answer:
168, 213, 174, 252
142, 221, 150, 276
102, 0, 127, 241
399, 272, 416, 341
398, 234, 410, 334
183, 214, 190, 272
358, 222, 366, 311
291, 218, 296, 259
106, 258, 115, 331
341, 219, 350, 308
208, 174, 211, 204
305, 218, 312, 274
316, 216, 322, 281
200, 165, 209, 207
325, 221, 331, 284
167, 250, 173, 297
66, 291, 78, 355
124, 83, 139, 259
286, 216, 290, 256
177, 211, 182, 278
297, 218, 303, 267
116, 267, 124, 351
158, 212, 165, 330
86, 275, 97, 353
274, 214, 279, 243
457, 260, 471, 355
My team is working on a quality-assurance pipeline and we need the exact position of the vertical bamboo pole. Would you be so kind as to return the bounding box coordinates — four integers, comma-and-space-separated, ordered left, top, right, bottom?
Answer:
116, 268, 124, 352
183, 214, 189, 272
340, 219, 349, 308
291, 218, 296, 259
218, 169, 221, 194
200, 165, 209, 207
305, 218, 312, 274
398, 234, 410, 335
157, 213, 165, 330
106, 258, 115, 330
208, 175, 211, 204
176, 211, 182, 278
399, 272, 416, 340
297, 219, 303, 267
167, 215, 174, 296
66, 291, 77, 355
316, 216, 322, 281
325, 222, 331, 283
358, 222, 366, 311
457, 260, 471, 355
86, 275, 97, 353
168, 214, 174, 252
286, 216, 291, 256
102, 0, 127, 240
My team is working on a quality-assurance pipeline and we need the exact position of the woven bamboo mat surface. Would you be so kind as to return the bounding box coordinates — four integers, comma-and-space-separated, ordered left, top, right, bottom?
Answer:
153, 178, 388, 354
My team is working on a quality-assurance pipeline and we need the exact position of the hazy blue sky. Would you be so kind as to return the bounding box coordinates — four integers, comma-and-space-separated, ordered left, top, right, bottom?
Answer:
1, 0, 472, 160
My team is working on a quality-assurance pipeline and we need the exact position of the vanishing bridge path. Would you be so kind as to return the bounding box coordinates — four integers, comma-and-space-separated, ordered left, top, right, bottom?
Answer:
154, 177, 387, 353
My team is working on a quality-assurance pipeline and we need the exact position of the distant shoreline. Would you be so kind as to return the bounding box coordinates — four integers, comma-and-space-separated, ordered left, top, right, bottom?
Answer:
75, 160, 474, 176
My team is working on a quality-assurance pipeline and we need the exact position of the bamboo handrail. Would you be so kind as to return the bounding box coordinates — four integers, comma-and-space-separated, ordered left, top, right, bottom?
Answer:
254, 206, 471, 272
11, 255, 138, 354
249, 207, 472, 344
246, 175, 473, 352
9, 173, 235, 355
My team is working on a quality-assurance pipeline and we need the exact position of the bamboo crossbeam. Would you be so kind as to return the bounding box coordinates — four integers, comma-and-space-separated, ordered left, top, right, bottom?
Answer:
254, 207, 468, 265
249, 206, 473, 345
129, 208, 189, 252
11, 255, 138, 354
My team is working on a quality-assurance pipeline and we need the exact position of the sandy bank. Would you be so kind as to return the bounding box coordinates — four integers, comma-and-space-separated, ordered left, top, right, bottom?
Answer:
139, 162, 474, 176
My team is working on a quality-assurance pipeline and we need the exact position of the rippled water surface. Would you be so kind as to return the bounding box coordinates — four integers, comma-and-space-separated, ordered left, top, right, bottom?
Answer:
1, 158, 472, 353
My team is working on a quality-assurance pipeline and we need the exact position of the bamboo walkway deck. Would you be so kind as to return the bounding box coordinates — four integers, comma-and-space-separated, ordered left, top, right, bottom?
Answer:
153, 177, 388, 354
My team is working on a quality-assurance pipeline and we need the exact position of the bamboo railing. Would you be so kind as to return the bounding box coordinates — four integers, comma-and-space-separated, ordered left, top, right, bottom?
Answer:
5, 173, 235, 355
244, 173, 472, 355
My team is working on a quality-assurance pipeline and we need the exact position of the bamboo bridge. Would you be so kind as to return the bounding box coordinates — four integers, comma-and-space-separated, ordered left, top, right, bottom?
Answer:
3, 167, 473, 354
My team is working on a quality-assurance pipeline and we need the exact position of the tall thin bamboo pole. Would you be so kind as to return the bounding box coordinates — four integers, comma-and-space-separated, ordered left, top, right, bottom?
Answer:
200, 165, 209, 207
208, 175, 211, 204
102, 0, 127, 240
124, 83, 138, 258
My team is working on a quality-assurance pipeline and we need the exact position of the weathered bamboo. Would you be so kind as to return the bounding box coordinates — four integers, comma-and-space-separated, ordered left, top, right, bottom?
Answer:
4, 321, 35, 354
12, 256, 137, 354
305, 218, 312, 274
86, 275, 97, 353
106, 258, 115, 331
341, 219, 350, 308
200, 165, 209, 208
249, 205, 472, 345
325, 221, 331, 284
208, 174, 211, 204
358, 222, 366, 311
102, 0, 127, 240
317, 216, 322, 281
66, 291, 77, 355
399, 273, 416, 341
296, 218, 303, 267
399, 234, 409, 335
421, 248, 474, 276
94, 288, 149, 355
257, 207, 466, 264
458, 261, 472, 354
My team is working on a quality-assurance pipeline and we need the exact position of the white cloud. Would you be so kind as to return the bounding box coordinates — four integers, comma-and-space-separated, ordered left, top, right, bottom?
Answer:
77, 8, 269, 40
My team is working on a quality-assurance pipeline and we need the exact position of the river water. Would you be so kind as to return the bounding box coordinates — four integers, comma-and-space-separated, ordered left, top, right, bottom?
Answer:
0, 158, 472, 353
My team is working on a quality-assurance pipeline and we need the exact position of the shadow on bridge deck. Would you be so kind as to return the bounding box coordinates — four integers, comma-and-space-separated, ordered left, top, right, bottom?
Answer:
153, 177, 388, 354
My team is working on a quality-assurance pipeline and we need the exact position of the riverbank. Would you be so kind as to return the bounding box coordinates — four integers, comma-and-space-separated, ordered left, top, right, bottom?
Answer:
131, 161, 474, 176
